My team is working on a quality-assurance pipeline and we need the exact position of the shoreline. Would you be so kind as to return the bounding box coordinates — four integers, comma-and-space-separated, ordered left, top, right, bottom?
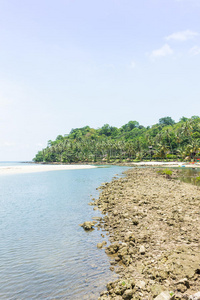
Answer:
127, 161, 200, 168
36, 161, 200, 168
91, 167, 200, 299
0, 164, 97, 175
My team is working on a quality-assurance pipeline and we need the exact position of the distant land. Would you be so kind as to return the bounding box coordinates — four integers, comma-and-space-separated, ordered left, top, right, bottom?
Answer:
33, 116, 200, 163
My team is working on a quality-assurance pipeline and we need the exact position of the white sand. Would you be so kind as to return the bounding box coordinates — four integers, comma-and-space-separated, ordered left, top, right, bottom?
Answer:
131, 161, 200, 168
0, 164, 97, 175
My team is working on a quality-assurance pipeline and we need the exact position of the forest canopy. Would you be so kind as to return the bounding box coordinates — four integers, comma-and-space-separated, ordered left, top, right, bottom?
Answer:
33, 116, 200, 163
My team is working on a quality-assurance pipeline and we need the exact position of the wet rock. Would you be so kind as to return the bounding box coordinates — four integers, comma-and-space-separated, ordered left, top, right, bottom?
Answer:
97, 242, 106, 249
79, 221, 96, 230
105, 242, 120, 254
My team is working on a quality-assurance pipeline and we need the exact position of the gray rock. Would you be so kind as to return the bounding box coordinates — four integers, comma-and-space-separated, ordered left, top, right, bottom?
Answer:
97, 243, 103, 249
79, 221, 96, 230
122, 289, 134, 299
135, 280, 146, 289
189, 292, 200, 300
154, 291, 174, 300
139, 245, 146, 254
124, 232, 135, 242
118, 246, 128, 257
176, 278, 190, 288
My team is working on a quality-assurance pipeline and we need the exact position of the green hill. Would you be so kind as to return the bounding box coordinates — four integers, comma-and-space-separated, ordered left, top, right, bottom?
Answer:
33, 116, 200, 163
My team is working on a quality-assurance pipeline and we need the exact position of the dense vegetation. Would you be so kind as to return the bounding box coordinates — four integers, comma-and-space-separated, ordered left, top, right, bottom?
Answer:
33, 116, 200, 163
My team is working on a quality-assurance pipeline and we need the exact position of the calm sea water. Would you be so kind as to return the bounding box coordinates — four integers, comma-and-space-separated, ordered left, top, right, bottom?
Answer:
0, 163, 129, 300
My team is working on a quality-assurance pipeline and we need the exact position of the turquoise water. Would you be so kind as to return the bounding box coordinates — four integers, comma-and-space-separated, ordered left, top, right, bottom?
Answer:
0, 164, 129, 299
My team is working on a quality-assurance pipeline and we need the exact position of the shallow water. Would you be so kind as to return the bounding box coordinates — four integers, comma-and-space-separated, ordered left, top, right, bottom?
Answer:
0, 164, 129, 299
178, 167, 200, 186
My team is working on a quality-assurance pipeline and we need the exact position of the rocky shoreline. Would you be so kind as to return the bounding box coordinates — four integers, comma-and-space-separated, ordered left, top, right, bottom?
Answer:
88, 168, 200, 299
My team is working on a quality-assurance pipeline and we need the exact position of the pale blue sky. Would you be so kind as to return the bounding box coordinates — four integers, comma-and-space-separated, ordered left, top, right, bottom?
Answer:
0, 0, 200, 160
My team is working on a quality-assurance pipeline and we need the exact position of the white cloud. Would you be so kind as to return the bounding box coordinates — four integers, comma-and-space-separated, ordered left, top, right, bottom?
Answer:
150, 44, 173, 59
189, 46, 200, 55
165, 30, 198, 41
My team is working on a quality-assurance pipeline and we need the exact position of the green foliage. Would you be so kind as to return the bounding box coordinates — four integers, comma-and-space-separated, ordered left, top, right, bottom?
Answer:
162, 169, 173, 176
166, 154, 177, 159
33, 116, 200, 163
195, 176, 200, 182
159, 117, 175, 126
157, 169, 173, 177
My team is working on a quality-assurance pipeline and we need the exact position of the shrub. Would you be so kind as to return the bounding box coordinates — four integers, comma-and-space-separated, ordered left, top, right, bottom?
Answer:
157, 168, 172, 178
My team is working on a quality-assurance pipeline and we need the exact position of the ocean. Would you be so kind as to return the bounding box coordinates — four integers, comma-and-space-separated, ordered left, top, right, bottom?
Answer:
0, 163, 129, 299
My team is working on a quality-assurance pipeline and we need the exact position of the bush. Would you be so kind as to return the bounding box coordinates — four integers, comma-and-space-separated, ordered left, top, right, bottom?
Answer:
157, 168, 172, 178
166, 154, 177, 160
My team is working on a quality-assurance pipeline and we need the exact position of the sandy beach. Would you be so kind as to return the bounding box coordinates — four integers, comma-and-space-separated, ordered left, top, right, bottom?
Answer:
129, 161, 200, 168
0, 164, 97, 175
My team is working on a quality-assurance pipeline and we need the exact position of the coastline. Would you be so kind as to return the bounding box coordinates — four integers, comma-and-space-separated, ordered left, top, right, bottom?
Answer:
127, 161, 200, 168
0, 164, 97, 175
91, 167, 200, 299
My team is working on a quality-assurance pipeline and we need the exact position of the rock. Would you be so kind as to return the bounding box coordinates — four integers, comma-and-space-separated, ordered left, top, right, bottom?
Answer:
122, 289, 134, 299
118, 246, 128, 257
132, 218, 139, 225
173, 292, 188, 300
176, 278, 190, 288
121, 254, 131, 266
139, 245, 146, 254
114, 296, 123, 300
135, 280, 146, 290
105, 242, 120, 254
124, 232, 135, 242
189, 292, 200, 300
176, 283, 187, 293
97, 243, 103, 248
154, 291, 174, 300
151, 285, 164, 297
106, 281, 115, 291
79, 221, 96, 230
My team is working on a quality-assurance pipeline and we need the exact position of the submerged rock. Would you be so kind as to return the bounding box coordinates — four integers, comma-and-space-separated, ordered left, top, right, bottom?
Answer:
97, 241, 107, 249
79, 221, 96, 230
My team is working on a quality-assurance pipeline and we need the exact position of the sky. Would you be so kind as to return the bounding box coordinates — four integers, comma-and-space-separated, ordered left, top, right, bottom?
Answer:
0, 0, 200, 161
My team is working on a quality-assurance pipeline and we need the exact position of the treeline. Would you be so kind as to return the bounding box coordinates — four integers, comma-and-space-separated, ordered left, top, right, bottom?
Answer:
33, 116, 200, 163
